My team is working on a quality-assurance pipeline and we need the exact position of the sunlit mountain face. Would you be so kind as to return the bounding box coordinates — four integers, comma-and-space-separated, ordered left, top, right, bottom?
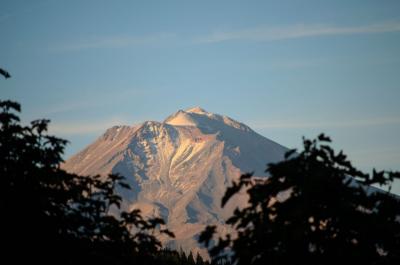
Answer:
63, 107, 288, 257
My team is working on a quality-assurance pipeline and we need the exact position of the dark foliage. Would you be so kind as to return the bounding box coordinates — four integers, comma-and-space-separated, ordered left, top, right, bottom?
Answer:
0, 68, 11, 78
200, 134, 400, 265
147, 249, 211, 265
0, 99, 179, 264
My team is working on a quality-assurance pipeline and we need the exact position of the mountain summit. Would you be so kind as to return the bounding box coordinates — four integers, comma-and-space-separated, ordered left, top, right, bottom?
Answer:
62, 107, 288, 256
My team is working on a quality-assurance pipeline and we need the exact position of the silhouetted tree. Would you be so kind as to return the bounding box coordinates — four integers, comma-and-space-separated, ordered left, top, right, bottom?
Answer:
187, 251, 196, 265
0, 67, 11, 78
195, 253, 207, 265
1, 71, 217, 265
178, 248, 188, 264
200, 134, 400, 265
0, 100, 174, 264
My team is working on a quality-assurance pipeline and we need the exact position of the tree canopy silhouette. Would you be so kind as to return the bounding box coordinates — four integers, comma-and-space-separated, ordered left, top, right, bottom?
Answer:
200, 134, 400, 265
0, 68, 11, 78
0, 100, 176, 264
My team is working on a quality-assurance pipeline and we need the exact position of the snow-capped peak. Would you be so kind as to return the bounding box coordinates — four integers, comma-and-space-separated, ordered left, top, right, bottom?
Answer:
163, 107, 253, 133
185, 106, 208, 114
164, 110, 198, 126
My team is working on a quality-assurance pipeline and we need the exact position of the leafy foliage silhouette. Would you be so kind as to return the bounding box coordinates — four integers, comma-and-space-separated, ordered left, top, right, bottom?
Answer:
0, 100, 180, 264
200, 134, 400, 265
0, 65, 216, 264
0, 67, 11, 78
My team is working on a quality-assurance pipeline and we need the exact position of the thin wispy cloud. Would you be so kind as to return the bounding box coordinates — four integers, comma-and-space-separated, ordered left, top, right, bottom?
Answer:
252, 117, 400, 130
36, 100, 105, 117
51, 20, 400, 51
55, 33, 175, 51
349, 147, 400, 170
49, 117, 131, 136
27, 88, 148, 119
195, 21, 400, 43
268, 59, 323, 70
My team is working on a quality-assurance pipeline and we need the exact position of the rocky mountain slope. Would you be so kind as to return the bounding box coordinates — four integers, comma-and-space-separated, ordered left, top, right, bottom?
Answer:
62, 107, 288, 256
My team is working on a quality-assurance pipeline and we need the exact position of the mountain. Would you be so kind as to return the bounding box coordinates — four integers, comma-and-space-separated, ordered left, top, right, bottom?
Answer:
62, 107, 288, 257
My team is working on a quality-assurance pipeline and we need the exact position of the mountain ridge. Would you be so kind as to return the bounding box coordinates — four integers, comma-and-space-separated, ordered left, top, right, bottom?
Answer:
62, 107, 288, 256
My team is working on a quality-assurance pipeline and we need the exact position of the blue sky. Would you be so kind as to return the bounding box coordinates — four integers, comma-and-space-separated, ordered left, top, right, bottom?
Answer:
1, 0, 400, 192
